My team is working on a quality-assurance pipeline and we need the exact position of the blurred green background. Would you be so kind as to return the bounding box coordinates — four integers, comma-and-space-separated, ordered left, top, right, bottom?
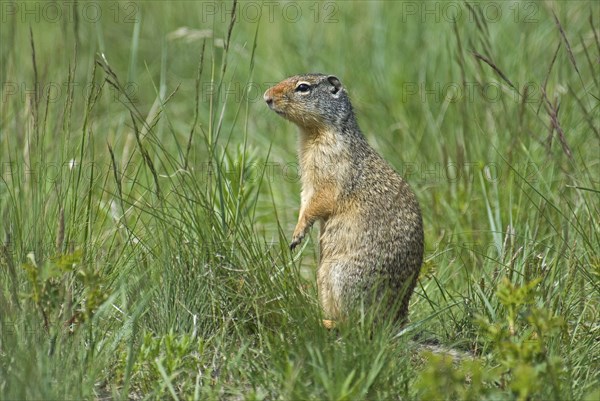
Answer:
1, 1, 598, 399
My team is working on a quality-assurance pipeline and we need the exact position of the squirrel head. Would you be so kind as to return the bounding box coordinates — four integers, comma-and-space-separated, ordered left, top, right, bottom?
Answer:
264, 74, 355, 132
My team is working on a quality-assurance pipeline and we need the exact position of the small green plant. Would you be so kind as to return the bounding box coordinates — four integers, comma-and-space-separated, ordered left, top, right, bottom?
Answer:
416, 276, 568, 401
21, 249, 107, 332
415, 351, 499, 400
477, 277, 567, 400
116, 330, 201, 397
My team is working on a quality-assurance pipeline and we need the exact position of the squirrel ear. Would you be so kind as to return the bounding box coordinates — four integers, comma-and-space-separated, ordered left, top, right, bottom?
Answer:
327, 75, 342, 94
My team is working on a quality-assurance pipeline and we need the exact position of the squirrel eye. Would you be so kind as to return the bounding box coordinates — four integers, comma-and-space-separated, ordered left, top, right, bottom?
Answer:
295, 83, 311, 93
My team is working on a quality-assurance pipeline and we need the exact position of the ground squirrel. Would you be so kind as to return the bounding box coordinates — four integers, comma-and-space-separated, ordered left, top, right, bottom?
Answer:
264, 73, 424, 327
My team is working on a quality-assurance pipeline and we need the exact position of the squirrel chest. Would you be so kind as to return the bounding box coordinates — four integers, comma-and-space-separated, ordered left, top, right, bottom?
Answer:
297, 127, 352, 219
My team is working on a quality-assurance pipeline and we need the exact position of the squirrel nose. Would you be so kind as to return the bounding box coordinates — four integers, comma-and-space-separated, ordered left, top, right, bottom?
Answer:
263, 90, 273, 107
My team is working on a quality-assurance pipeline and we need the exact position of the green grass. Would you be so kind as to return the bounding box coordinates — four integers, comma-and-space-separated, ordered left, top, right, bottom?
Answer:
1, 1, 598, 399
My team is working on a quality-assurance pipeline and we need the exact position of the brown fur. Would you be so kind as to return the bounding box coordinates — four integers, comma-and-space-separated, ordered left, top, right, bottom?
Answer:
264, 74, 424, 326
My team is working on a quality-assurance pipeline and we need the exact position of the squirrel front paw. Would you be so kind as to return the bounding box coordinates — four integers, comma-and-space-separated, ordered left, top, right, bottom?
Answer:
291, 217, 311, 251
290, 233, 304, 251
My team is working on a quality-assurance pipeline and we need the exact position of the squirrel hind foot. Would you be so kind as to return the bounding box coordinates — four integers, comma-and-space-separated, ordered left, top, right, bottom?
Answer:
322, 319, 336, 329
